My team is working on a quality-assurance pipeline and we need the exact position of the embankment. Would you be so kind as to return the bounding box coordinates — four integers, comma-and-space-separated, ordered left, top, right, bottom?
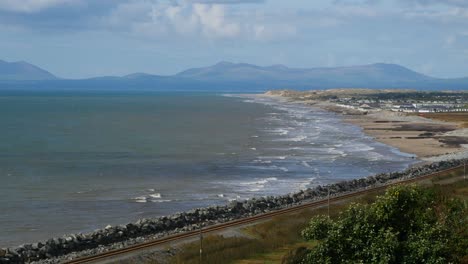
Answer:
1, 159, 466, 264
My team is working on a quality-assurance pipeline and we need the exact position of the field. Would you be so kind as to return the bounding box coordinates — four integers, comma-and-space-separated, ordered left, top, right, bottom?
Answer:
418, 112, 468, 128
155, 167, 467, 264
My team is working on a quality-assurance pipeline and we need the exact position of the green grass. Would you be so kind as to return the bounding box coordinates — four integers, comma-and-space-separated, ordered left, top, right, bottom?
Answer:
161, 195, 378, 264
149, 171, 467, 264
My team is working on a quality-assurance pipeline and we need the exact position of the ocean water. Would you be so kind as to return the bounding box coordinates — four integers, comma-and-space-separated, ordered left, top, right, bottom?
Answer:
0, 91, 416, 247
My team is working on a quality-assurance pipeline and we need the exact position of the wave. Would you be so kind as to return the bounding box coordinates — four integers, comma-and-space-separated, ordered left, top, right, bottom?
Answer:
132, 192, 162, 203
252, 159, 272, 164
150, 199, 172, 203
149, 193, 161, 199
289, 135, 307, 142
238, 177, 279, 192
132, 196, 148, 203
271, 128, 289, 135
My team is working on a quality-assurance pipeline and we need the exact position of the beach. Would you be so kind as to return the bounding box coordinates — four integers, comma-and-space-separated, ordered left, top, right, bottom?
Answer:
264, 90, 468, 162
0, 91, 417, 247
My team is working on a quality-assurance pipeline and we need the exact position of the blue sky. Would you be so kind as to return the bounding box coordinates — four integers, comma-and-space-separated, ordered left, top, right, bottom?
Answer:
1, 0, 468, 78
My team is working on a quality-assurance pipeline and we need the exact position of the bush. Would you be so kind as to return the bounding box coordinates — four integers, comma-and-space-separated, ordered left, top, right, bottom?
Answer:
301, 185, 467, 264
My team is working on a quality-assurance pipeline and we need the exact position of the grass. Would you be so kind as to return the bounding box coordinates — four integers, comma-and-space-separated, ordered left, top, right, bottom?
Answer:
161, 194, 382, 264
417, 112, 468, 128
150, 170, 467, 264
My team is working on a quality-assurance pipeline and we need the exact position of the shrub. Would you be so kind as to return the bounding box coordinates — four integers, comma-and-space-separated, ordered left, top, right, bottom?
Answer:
301, 185, 467, 264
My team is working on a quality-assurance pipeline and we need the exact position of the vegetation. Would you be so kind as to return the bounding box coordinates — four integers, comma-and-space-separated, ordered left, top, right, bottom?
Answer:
420, 113, 468, 128
365, 92, 468, 102
299, 185, 468, 264
154, 169, 466, 264
168, 209, 324, 264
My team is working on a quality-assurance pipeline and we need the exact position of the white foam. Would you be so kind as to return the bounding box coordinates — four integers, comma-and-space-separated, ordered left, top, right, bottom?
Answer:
289, 135, 307, 142
253, 159, 272, 164
133, 196, 148, 203
240, 177, 278, 187
147, 189, 155, 192
150, 199, 172, 203
277, 129, 289, 135
149, 193, 161, 198
250, 147, 257, 150
366, 152, 384, 161
271, 165, 288, 172
302, 161, 312, 168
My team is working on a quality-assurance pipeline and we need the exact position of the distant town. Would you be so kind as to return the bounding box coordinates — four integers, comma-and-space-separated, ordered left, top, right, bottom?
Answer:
332, 92, 468, 113
270, 90, 468, 114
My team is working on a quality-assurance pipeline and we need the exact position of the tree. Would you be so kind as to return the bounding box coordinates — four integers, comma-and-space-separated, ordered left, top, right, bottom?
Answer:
300, 185, 467, 264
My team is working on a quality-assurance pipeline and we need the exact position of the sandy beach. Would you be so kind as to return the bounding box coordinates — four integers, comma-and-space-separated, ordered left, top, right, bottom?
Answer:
264, 90, 468, 161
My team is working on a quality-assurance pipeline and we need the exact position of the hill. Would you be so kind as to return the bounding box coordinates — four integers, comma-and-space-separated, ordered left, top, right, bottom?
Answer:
177, 62, 432, 83
0, 60, 57, 80
1, 60, 467, 91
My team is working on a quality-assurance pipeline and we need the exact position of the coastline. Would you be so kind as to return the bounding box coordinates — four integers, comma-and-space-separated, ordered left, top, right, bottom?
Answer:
2, 159, 465, 263
262, 91, 468, 162
1, 92, 467, 263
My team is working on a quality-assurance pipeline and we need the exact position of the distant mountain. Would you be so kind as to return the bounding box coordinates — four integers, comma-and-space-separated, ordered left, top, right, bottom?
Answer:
0, 60, 57, 80
177, 62, 433, 83
0, 60, 467, 91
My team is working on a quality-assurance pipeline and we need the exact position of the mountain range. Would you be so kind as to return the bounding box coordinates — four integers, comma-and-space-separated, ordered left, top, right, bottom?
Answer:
0, 60, 57, 80
1, 60, 467, 91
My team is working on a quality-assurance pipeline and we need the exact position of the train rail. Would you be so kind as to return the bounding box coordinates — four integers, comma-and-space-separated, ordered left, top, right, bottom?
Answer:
65, 164, 464, 264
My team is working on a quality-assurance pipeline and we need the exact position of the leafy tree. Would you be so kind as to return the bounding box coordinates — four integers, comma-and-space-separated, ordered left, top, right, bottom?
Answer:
300, 185, 467, 264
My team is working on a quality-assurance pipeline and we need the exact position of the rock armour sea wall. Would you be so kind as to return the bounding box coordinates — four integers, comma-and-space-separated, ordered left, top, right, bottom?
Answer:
1, 159, 466, 264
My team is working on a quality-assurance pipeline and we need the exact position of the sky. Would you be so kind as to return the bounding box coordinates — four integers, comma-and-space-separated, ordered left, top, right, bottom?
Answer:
1, 0, 468, 79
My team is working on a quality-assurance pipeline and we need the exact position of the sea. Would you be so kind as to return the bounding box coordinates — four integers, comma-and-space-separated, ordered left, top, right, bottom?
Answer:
0, 91, 417, 247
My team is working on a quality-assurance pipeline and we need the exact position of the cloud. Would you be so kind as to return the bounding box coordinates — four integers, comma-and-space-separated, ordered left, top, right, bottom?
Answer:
104, 0, 299, 41
404, 7, 468, 21
106, 1, 242, 39
193, 0, 264, 4
402, 0, 468, 7
0, 0, 78, 13
331, 5, 379, 17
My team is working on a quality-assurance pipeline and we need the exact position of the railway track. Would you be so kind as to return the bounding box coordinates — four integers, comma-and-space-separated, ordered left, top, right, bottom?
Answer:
64, 165, 464, 264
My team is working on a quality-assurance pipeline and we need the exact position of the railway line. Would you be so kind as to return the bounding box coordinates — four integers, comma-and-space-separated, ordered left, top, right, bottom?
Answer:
64, 164, 464, 264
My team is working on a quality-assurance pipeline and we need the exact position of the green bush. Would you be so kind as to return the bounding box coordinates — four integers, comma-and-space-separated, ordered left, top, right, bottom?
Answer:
301, 185, 467, 264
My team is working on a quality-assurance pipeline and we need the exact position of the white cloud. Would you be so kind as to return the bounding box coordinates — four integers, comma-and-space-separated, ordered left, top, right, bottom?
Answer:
192, 4, 240, 38
331, 5, 379, 17
0, 0, 78, 13
402, 0, 468, 7
104, 0, 297, 41
404, 7, 468, 21
105, 1, 241, 39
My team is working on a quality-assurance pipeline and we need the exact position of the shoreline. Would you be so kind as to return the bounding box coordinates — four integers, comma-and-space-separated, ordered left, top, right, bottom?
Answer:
2, 92, 467, 263
1, 159, 465, 263
262, 91, 468, 162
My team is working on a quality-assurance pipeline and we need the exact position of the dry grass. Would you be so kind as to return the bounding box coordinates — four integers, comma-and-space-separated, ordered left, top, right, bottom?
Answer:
418, 113, 468, 128
149, 168, 467, 264
161, 194, 381, 264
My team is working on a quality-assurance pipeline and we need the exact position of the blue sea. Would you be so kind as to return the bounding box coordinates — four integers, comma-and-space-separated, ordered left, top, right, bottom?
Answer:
0, 91, 416, 247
